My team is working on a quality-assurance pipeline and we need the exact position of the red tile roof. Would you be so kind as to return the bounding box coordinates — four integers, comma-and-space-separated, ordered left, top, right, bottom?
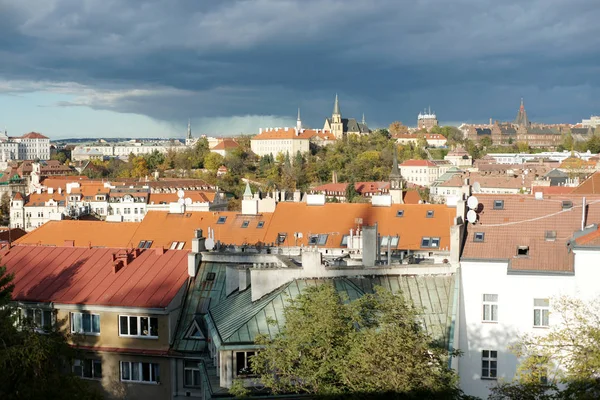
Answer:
462, 194, 600, 271
20, 132, 49, 139
253, 128, 321, 140
575, 227, 600, 246
532, 186, 575, 195
212, 139, 240, 150
15, 221, 141, 247
0, 246, 189, 308
148, 191, 216, 204
400, 160, 438, 167
571, 172, 600, 194
13, 192, 23, 201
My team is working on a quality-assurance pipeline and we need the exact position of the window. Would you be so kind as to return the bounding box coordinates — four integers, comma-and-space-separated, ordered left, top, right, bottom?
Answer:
534, 298, 550, 327
493, 200, 504, 210
390, 236, 399, 247
562, 200, 573, 210
545, 231, 556, 241
517, 246, 529, 256
421, 237, 440, 248
120, 361, 160, 383
396, 210, 404, 217
481, 350, 498, 379
426, 210, 434, 218
276, 233, 287, 245
474, 232, 485, 242
24, 308, 53, 330
257, 221, 265, 228
138, 240, 153, 249
170, 241, 185, 250
184, 360, 201, 387
340, 235, 349, 246
134, 208, 138, 214
217, 216, 227, 224
73, 359, 102, 380
119, 316, 158, 338
124, 208, 131, 214
241, 221, 249, 228
235, 351, 256, 376
71, 312, 100, 334
482, 294, 498, 322
308, 234, 328, 246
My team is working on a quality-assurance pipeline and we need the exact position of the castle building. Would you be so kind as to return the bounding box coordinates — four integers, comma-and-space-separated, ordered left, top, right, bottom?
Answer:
323, 94, 370, 139
417, 108, 439, 131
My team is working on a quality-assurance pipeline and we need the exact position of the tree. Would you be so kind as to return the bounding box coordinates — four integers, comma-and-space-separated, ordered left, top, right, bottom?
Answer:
388, 121, 408, 136
204, 152, 224, 171
490, 296, 600, 399
252, 284, 463, 398
517, 141, 530, 153
51, 151, 68, 164
345, 180, 359, 203
480, 136, 493, 148
0, 192, 10, 219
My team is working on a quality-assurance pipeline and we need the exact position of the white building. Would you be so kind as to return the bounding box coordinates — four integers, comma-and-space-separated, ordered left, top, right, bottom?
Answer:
0, 132, 51, 161
250, 127, 315, 158
71, 140, 187, 161
399, 159, 451, 186
394, 133, 447, 148
487, 151, 596, 164
581, 115, 600, 128
458, 193, 600, 399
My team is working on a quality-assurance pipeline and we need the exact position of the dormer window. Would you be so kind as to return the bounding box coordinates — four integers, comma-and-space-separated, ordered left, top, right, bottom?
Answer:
517, 246, 529, 256
493, 200, 504, 210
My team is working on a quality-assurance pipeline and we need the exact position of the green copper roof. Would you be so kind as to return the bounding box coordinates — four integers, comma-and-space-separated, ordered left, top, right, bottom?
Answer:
206, 275, 455, 348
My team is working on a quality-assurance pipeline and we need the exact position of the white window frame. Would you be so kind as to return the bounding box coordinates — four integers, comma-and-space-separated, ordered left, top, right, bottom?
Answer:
183, 360, 201, 387
24, 308, 54, 330
234, 351, 256, 377
481, 350, 498, 379
533, 298, 550, 328
120, 361, 160, 384
71, 312, 101, 335
73, 359, 102, 380
119, 315, 159, 338
482, 294, 498, 322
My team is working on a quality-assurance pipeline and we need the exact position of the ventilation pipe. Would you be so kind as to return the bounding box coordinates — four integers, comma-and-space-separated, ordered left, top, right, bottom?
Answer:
582, 197, 587, 231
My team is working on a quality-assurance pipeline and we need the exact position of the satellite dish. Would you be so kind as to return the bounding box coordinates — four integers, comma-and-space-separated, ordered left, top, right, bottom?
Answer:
184, 197, 192, 205
467, 196, 479, 210
178, 198, 185, 205
473, 182, 481, 193
177, 190, 185, 198
467, 210, 477, 224
205, 238, 215, 250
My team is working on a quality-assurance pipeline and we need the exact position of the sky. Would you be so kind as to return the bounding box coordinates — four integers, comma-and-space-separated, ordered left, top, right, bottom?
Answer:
1, 0, 599, 139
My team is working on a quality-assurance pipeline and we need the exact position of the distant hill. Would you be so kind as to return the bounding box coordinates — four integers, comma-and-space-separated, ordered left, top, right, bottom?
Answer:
52, 138, 184, 144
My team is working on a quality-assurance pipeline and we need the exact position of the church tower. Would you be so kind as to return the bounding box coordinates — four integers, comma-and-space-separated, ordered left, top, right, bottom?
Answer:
186, 119, 192, 140
389, 148, 405, 204
514, 98, 529, 127
331, 94, 344, 139
296, 108, 302, 132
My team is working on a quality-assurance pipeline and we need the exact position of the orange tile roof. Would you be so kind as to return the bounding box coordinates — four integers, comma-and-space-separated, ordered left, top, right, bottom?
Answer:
13, 192, 23, 201
532, 186, 575, 195
25, 192, 67, 207
462, 194, 600, 272
571, 172, 600, 194
263, 202, 454, 250
575, 226, 600, 246
1, 245, 189, 308
253, 128, 319, 140
71, 183, 110, 197
148, 191, 216, 204
212, 139, 240, 150
20, 132, 49, 139
41, 176, 90, 189
15, 221, 141, 247
130, 211, 273, 249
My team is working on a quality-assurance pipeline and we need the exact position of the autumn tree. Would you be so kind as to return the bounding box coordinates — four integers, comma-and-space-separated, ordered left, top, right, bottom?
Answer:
204, 152, 224, 171
490, 296, 600, 399
251, 284, 463, 398
389, 121, 409, 136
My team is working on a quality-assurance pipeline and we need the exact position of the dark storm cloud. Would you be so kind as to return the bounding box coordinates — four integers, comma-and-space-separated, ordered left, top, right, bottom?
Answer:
1, 0, 600, 129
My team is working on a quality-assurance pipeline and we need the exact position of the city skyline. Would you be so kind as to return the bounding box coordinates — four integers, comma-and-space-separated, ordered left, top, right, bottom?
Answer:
1, 0, 599, 138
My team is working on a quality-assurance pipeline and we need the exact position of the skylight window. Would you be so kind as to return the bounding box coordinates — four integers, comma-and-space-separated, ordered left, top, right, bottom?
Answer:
277, 233, 287, 245
340, 235, 349, 246
206, 272, 216, 281
562, 200, 573, 210
545, 231, 557, 241
257, 221, 265, 228
396, 210, 404, 217
474, 232, 485, 242
493, 200, 504, 210
308, 234, 328, 246
217, 216, 227, 224
241, 221, 249, 228
421, 237, 441, 248
517, 246, 529, 256
426, 210, 434, 218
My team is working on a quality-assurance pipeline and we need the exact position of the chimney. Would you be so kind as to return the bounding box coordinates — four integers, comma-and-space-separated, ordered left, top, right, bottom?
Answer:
155, 246, 165, 255
192, 229, 206, 252
113, 260, 124, 274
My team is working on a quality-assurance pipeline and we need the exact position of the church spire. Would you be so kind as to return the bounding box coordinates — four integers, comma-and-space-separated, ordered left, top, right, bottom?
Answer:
296, 108, 302, 131
333, 93, 341, 115
186, 119, 192, 140
362, 113, 366, 125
